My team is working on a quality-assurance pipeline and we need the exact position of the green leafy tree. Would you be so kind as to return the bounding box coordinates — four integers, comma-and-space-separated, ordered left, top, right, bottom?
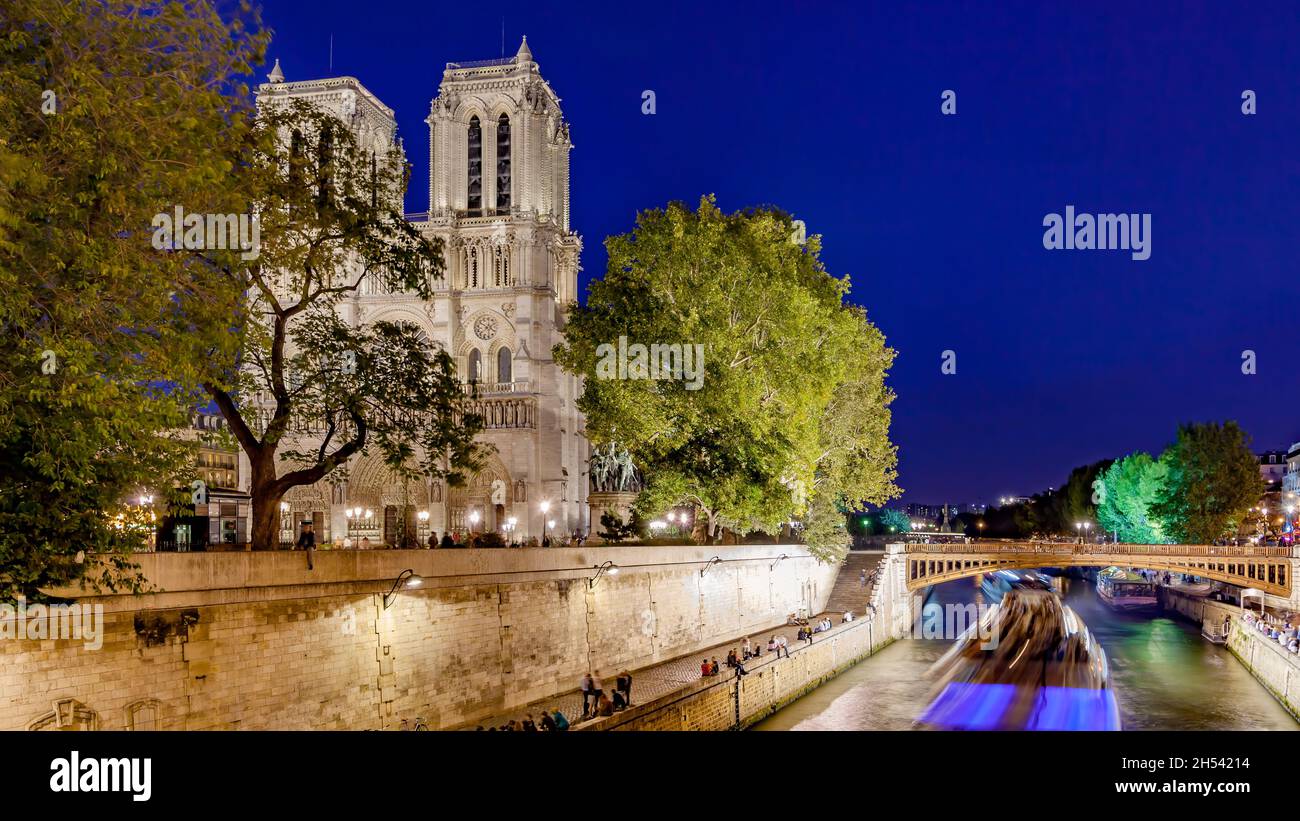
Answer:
1152, 422, 1263, 544
1057, 460, 1112, 533
1095, 452, 1169, 543
877, 508, 911, 534
0, 0, 267, 600
198, 99, 488, 550
556, 197, 899, 561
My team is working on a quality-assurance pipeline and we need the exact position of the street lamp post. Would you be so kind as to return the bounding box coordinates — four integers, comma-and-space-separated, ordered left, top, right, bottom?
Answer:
417, 510, 430, 546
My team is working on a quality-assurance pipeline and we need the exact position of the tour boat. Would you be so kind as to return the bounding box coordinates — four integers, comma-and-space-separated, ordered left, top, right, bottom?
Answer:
916, 588, 1121, 731
1096, 567, 1158, 612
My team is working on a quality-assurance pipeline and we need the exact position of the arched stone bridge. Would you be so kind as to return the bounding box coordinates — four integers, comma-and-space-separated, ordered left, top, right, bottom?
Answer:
902, 542, 1295, 598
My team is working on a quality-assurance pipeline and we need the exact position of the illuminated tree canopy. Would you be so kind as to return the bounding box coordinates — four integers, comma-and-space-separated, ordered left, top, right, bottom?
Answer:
1096, 452, 1169, 544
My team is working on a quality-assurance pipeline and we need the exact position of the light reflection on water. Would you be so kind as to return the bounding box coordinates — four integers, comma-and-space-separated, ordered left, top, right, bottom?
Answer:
752, 576, 1297, 731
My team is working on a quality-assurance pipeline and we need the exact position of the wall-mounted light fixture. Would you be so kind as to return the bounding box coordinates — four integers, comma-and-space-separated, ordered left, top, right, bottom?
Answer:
700, 556, 723, 577
383, 569, 424, 609
769, 553, 788, 572
589, 560, 619, 589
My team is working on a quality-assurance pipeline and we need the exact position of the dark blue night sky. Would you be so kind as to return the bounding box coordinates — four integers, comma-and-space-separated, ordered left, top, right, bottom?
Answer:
260, 0, 1300, 505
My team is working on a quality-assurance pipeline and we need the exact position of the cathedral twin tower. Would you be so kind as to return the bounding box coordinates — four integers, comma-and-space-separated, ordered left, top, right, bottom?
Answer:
252, 37, 588, 545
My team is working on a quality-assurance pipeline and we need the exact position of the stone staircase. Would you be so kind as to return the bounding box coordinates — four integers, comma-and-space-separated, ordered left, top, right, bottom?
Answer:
825, 551, 883, 616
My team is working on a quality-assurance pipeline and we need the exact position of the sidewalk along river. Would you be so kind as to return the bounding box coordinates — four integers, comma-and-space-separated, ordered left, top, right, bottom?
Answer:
752, 575, 1297, 731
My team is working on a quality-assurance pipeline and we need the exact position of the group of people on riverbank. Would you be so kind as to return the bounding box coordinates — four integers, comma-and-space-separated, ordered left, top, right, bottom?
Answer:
479, 710, 571, 731
1242, 611, 1300, 654
702, 633, 798, 679
797, 617, 835, 644
579, 670, 633, 718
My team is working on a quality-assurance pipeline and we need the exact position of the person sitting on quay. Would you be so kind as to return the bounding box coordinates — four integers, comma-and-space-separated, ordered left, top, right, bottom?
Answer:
750, 641, 761, 659
711, 657, 721, 676
701, 658, 712, 678
725, 649, 739, 668
294, 521, 316, 570
595, 692, 615, 717
615, 669, 633, 705
612, 689, 628, 711
843, 611, 854, 623
539, 711, 558, 731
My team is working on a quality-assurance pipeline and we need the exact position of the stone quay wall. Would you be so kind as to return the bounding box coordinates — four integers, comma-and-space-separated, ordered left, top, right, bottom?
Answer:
0, 545, 839, 731
1161, 587, 1300, 720
579, 546, 912, 730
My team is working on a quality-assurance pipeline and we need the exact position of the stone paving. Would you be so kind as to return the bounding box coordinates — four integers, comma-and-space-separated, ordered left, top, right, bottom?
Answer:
466, 600, 878, 730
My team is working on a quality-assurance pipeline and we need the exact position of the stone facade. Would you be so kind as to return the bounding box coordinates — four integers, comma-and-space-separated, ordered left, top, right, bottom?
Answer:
1, 546, 839, 730
247, 38, 586, 546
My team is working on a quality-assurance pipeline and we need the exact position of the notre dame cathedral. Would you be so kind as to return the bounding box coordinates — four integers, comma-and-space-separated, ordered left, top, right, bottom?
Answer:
246, 37, 588, 545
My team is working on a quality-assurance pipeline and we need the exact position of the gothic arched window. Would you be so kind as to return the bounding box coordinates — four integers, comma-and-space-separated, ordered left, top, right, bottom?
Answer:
497, 347, 512, 384
496, 113, 511, 212
466, 245, 479, 289
493, 245, 509, 287
467, 116, 482, 215
467, 349, 482, 382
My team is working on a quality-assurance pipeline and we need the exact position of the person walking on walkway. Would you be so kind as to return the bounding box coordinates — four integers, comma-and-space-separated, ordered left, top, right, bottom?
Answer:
860, 569, 867, 588
777, 635, 790, 658
295, 521, 316, 570
591, 670, 605, 707
580, 672, 594, 717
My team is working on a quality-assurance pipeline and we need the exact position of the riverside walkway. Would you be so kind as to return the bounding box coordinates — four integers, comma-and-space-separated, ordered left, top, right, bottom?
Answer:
463, 602, 877, 730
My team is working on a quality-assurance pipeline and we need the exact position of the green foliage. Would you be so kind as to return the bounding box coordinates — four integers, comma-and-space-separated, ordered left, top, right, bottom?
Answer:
199, 98, 489, 549
1095, 452, 1169, 543
598, 510, 637, 543
1151, 422, 1263, 544
877, 508, 911, 534
0, 0, 267, 601
556, 197, 900, 562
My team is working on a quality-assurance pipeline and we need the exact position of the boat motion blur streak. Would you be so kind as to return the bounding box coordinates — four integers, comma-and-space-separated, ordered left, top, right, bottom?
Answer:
916, 587, 1121, 731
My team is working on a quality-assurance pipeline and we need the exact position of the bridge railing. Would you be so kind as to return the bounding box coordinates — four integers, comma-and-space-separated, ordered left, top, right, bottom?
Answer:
905, 541, 1292, 559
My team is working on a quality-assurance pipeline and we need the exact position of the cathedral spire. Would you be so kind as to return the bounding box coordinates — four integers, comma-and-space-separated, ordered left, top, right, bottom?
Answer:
515, 36, 533, 64
267, 58, 284, 83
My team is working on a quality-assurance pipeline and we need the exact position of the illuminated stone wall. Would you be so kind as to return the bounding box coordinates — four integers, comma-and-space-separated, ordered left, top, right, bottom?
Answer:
0, 545, 839, 730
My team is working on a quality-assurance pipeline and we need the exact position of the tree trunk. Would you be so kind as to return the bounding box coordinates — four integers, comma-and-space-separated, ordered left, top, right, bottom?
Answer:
251, 494, 281, 551
249, 452, 283, 551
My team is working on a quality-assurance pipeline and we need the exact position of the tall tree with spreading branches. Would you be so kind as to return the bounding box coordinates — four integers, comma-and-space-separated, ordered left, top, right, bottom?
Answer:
0, 0, 267, 600
195, 99, 488, 550
555, 197, 899, 560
